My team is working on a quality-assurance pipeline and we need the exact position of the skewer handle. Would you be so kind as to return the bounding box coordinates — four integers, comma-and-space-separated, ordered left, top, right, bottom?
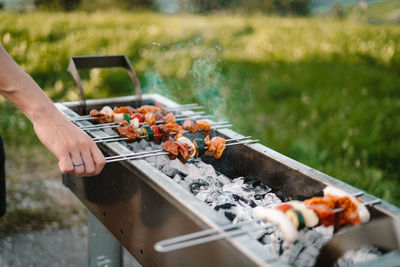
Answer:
154, 220, 268, 253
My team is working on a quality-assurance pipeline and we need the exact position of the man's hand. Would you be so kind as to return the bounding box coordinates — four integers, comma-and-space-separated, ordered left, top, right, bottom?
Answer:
0, 44, 105, 177
32, 113, 106, 177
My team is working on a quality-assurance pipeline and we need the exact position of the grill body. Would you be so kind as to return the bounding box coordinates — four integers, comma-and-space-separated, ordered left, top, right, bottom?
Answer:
58, 93, 400, 267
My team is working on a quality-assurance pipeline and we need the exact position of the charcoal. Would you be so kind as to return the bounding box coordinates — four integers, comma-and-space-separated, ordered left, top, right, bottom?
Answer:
189, 181, 209, 195
196, 190, 210, 202
232, 205, 252, 223
203, 175, 222, 188
215, 174, 231, 185
224, 212, 236, 221
222, 179, 244, 194
162, 163, 180, 177
262, 193, 282, 207
335, 245, 382, 267
280, 229, 330, 267
253, 184, 272, 195
245, 179, 261, 187
172, 174, 182, 183
231, 194, 247, 203
215, 203, 236, 211
209, 190, 235, 206
138, 141, 338, 267
254, 194, 264, 200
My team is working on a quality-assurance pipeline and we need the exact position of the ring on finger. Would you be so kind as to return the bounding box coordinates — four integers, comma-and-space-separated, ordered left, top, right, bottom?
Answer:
73, 162, 84, 167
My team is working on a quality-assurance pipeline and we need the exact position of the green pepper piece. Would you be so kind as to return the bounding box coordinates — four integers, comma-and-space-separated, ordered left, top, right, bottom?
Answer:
193, 138, 205, 157
123, 113, 130, 122
144, 125, 154, 141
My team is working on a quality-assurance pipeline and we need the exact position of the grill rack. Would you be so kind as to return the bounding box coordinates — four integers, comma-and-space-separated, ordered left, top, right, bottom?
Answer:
58, 55, 400, 267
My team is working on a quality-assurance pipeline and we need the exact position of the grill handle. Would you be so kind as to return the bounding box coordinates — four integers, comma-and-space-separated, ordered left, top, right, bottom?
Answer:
67, 55, 142, 114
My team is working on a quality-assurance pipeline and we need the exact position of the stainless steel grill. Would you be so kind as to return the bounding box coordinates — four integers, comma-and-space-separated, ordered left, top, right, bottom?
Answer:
56, 55, 400, 267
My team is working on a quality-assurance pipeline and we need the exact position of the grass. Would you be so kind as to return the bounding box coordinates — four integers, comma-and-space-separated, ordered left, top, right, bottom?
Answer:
0, 11, 399, 234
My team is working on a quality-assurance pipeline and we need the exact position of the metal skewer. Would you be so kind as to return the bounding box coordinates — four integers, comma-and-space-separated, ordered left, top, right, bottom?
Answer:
75, 111, 205, 126
154, 220, 268, 253
105, 139, 259, 163
81, 115, 214, 131
69, 104, 202, 121
88, 121, 228, 134
154, 197, 381, 253
333, 199, 381, 213
93, 123, 233, 143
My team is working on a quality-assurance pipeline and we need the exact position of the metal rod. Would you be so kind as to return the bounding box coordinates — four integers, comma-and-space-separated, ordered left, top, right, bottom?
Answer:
106, 152, 169, 163
333, 198, 381, 213
83, 119, 225, 131
351, 192, 364, 197
175, 115, 212, 122
93, 124, 234, 143
80, 115, 216, 131
154, 220, 267, 253
175, 111, 205, 118
166, 104, 202, 111
69, 104, 202, 122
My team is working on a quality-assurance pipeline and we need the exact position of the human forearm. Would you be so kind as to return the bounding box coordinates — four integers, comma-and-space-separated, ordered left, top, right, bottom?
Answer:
0, 44, 59, 124
0, 44, 105, 176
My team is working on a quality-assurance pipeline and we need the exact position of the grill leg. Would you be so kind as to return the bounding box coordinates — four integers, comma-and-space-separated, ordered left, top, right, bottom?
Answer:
88, 211, 123, 267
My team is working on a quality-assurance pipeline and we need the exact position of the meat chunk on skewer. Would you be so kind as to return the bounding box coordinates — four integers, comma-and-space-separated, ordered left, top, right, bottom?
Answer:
177, 143, 192, 163
144, 112, 156, 126
89, 109, 108, 124
116, 124, 141, 143
196, 120, 211, 135
113, 106, 137, 116
151, 125, 170, 144
165, 123, 185, 140
183, 120, 199, 134
163, 140, 179, 160
164, 112, 176, 125
204, 136, 226, 159
138, 105, 162, 115
212, 137, 226, 159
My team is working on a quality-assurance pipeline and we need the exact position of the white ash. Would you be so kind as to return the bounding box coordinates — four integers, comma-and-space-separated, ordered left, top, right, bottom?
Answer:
123, 139, 338, 267
335, 245, 382, 267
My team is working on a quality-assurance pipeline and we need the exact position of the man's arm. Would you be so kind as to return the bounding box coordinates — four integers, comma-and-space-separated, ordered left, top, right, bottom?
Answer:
0, 44, 105, 176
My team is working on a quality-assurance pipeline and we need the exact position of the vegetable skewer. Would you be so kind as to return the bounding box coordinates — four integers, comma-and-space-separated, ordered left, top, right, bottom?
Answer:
69, 103, 202, 121
154, 193, 381, 252
105, 137, 258, 163
93, 123, 232, 143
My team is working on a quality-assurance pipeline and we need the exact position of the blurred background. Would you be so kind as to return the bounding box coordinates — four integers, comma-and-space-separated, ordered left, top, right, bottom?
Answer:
0, 0, 399, 259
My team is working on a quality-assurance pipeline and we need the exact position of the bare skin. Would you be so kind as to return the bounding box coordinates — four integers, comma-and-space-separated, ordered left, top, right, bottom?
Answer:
0, 44, 105, 176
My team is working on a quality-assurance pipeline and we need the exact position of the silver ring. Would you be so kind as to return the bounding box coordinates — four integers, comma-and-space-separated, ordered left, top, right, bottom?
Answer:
73, 162, 84, 167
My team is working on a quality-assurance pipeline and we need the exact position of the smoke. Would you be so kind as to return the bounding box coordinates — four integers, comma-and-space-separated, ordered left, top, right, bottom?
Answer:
190, 56, 227, 120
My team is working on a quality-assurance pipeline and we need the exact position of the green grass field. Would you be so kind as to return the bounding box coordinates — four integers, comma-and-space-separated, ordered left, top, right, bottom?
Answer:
0, 10, 399, 217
